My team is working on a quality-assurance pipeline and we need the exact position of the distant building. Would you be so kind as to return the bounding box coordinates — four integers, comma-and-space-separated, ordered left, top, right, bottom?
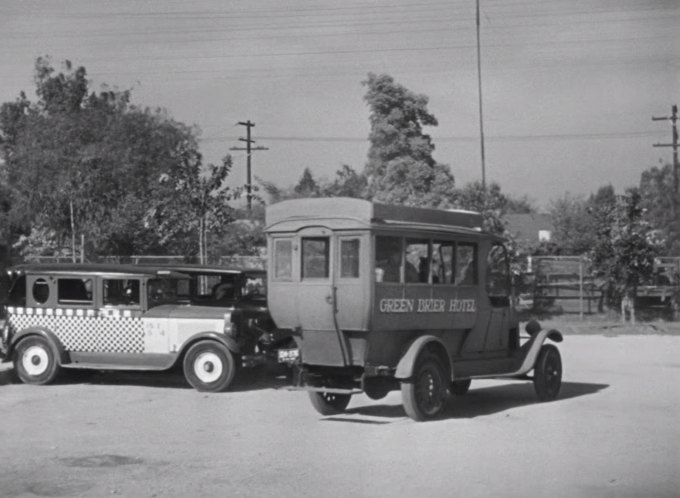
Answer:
505, 213, 554, 249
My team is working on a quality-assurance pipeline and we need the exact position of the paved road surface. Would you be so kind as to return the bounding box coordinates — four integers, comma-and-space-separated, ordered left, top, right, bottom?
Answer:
0, 334, 679, 497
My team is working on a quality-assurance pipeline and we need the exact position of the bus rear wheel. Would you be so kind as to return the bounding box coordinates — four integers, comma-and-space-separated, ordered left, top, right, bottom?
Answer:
401, 354, 448, 421
308, 391, 351, 415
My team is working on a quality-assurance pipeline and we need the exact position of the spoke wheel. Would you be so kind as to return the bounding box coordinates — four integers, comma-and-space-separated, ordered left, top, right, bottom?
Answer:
533, 344, 562, 401
450, 379, 471, 396
14, 336, 60, 385
183, 341, 236, 392
401, 354, 447, 421
308, 391, 352, 416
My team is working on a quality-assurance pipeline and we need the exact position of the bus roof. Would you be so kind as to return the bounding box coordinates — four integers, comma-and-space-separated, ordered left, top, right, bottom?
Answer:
265, 197, 492, 237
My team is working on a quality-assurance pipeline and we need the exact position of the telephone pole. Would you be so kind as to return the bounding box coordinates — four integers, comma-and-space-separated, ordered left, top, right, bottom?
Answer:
475, 0, 487, 193
653, 104, 679, 194
230, 120, 268, 212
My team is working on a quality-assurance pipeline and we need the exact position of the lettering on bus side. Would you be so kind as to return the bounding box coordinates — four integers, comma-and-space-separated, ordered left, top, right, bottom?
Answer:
378, 298, 476, 313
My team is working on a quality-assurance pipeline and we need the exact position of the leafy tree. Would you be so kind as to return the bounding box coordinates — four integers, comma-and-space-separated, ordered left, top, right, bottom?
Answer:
362, 73, 455, 207
294, 167, 321, 197
320, 164, 367, 198
0, 57, 219, 258
589, 188, 663, 315
548, 193, 596, 255
639, 163, 680, 255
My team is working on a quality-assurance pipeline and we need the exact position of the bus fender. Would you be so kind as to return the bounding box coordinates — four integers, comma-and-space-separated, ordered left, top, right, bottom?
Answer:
8, 327, 68, 365
395, 335, 453, 382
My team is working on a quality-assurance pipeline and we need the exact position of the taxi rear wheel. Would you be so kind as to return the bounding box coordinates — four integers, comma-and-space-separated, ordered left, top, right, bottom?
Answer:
183, 341, 236, 392
14, 336, 61, 385
533, 344, 562, 401
308, 391, 352, 416
401, 354, 448, 421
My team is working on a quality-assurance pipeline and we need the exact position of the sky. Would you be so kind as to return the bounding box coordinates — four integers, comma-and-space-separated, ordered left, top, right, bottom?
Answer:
0, 0, 678, 208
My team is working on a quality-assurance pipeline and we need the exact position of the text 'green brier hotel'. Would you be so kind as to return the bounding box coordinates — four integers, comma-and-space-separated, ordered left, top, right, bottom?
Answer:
265, 197, 564, 421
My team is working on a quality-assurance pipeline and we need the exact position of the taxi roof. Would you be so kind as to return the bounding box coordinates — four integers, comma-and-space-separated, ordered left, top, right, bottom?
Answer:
7, 263, 189, 279
265, 197, 499, 239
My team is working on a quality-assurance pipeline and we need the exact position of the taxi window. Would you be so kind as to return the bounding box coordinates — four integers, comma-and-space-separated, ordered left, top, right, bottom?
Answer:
103, 279, 141, 306
274, 239, 293, 280
32, 278, 50, 304
340, 239, 360, 278
147, 278, 183, 308
7, 275, 27, 306
302, 237, 329, 279
57, 278, 93, 305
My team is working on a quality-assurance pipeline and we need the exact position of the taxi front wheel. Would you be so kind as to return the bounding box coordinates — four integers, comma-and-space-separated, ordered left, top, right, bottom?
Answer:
183, 341, 236, 392
14, 336, 61, 385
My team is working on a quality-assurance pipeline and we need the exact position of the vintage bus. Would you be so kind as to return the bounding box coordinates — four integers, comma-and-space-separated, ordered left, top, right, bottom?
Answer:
266, 198, 564, 421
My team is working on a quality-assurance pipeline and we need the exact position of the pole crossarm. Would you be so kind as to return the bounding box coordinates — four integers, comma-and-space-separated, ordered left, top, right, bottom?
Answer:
231, 120, 268, 212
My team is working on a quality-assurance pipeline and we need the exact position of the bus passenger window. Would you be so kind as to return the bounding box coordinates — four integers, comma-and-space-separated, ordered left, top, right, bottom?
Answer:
340, 239, 360, 278
302, 238, 329, 279
375, 237, 402, 283
432, 242, 454, 284
405, 239, 429, 283
487, 243, 510, 305
455, 244, 478, 285
274, 239, 293, 280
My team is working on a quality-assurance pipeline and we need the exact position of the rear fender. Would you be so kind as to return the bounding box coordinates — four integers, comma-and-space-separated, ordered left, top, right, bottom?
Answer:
8, 327, 68, 365
394, 335, 453, 382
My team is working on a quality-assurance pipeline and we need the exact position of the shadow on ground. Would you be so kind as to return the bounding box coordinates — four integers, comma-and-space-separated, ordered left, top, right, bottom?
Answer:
0, 364, 292, 392
341, 381, 609, 421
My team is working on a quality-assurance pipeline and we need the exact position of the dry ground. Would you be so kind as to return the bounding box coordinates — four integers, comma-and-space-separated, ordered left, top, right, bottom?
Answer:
0, 329, 679, 497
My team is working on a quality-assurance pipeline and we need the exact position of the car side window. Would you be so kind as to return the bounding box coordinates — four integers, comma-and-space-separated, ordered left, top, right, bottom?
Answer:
103, 279, 141, 306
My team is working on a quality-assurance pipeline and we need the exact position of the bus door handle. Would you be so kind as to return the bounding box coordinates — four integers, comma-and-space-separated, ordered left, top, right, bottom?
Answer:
325, 294, 333, 305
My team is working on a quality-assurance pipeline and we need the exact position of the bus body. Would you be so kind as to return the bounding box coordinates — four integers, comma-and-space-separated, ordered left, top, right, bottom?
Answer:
266, 198, 563, 421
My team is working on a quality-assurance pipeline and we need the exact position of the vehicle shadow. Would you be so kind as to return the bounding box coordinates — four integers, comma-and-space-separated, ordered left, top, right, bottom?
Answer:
0, 365, 292, 392
344, 381, 609, 420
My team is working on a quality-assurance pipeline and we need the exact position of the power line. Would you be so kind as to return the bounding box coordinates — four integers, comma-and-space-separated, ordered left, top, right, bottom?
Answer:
229, 121, 268, 212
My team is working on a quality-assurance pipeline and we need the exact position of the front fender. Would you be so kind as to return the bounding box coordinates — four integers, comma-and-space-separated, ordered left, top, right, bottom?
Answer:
512, 324, 563, 376
177, 332, 240, 360
7, 327, 68, 365
394, 335, 453, 381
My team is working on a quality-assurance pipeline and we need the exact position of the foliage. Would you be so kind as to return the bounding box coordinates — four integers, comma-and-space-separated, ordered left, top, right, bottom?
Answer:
548, 193, 596, 255
362, 73, 455, 207
589, 188, 663, 306
0, 57, 229, 258
638, 163, 680, 255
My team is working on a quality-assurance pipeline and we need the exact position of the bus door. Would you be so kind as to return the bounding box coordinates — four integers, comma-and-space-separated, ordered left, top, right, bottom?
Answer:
295, 228, 350, 366
483, 243, 512, 352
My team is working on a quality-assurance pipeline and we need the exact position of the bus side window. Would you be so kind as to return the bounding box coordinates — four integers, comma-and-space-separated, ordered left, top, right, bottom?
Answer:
301, 237, 329, 279
432, 242, 454, 284
375, 236, 402, 283
456, 243, 478, 285
405, 239, 428, 284
487, 243, 510, 305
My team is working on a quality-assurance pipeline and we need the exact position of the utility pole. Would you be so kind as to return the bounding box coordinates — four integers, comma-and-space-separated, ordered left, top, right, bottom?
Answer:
653, 104, 679, 194
230, 120, 268, 212
475, 0, 487, 193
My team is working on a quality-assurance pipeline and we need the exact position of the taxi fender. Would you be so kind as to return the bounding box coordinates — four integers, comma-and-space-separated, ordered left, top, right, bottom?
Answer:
7, 327, 68, 365
178, 332, 241, 360
394, 335, 453, 382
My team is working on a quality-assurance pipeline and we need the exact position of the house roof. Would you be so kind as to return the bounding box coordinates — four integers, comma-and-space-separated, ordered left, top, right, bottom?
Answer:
505, 213, 553, 246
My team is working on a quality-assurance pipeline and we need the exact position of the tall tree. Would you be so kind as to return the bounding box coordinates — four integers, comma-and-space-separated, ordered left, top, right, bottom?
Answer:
639, 163, 680, 255
548, 193, 596, 255
362, 73, 455, 207
0, 57, 216, 258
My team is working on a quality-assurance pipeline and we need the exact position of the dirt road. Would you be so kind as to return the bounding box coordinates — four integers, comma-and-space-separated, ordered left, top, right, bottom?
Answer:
1, 334, 679, 497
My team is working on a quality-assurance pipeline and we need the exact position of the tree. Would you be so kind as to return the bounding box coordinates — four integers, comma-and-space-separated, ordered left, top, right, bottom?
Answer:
0, 57, 216, 258
639, 163, 680, 255
362, 73, 455, 207
294, 167, 321, 197
589, 188, 663, 320
548, 193, 596, 255
145, 156, 237, 263
320, 164, 367, 198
